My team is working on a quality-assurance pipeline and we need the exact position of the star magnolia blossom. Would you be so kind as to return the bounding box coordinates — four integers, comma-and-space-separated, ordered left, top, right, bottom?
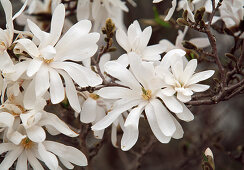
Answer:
14, 4, 102, 112
77, 0, 128, 32
0, 135, 87, 169
156, 49, 215, 102
116, 20, 165, 66
92, 53, 194, 151
159, 26, 210, 52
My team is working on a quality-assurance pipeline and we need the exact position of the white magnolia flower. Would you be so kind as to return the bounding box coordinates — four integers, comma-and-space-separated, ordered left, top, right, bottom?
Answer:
14, 4, 102, 112
0, 135, 87, 169
92, 53, 194, 151
77, 0, 128, 32
159, 26, 210, 52
116, 20, 165, 66
156, 50, 215, 102
153, 0, 163, 3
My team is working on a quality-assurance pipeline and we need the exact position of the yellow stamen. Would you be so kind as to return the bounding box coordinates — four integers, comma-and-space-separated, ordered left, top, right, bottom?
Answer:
142, 88, 152, 100
21, 137, 34, 149
42, 58, 54, 64
89, 93, 100, 100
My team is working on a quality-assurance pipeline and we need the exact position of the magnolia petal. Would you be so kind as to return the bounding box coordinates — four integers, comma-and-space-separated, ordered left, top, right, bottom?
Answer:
116, 29, 130, 52
26, 58, 43, 77
26, 150, 44, 170
26, 125, 46, 142
176, 103, 194, 122
157, 93, 183, 113
188, 70, 215, 85
0, 143, 16, 154
171, 115, 184, 139
0, 146, 23, 170
39, 112, 78, 137
97, 87, 133, 99
143, 44, 166, 59
0, 112, 14, 127
189, 38, 210, 48
92, 100, 141, 131
38, 143, 59, 170
76, 0, 90, 21
35, 65, 50, 98
145, 103, 171, 143
139, 26, 152, 49
80, 98, 97, 123
16, 152, 28, 170
1, 0, 13, 32
44, 141, 88, 166
182, 59, 197, 84
150, 99, 176, 136
58, 70, 81, 112
16, 39, 40, 58
164, 0, 177, 21
27, 19, 49, 42
160, 87, 176, 96
24, 79, 36, 109
177, 92, 191, 103
188, 84, 210, 92
49, 68, 65, 104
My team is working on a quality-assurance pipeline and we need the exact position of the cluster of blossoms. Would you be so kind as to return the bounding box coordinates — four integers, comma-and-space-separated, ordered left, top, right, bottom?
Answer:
0, 0, 242, 169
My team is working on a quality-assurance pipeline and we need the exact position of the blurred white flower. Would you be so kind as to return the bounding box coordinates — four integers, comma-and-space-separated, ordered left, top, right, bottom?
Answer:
159, 26, 210, 52
77, 0, 128, 32
0, 134, 87, 169
92, 53, 194, 151
156, 50, 214, 102
153, 0, 163, 3
205, 147, 214, 159
13, 4, 102, 112
116, 20, 165, 66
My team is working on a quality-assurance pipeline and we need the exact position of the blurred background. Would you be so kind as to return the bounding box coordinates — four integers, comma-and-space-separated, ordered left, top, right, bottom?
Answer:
1, 0, 243, 170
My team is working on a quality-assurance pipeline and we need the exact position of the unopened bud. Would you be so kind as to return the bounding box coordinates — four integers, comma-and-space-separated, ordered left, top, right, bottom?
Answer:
177, 18, 189, 26
182, 41, 197, 50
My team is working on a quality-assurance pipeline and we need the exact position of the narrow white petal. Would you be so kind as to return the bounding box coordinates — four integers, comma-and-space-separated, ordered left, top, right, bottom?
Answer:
145, 103, 171, 143
164, 0, 177, 21
59, 157, 74, 169
26, 58, 43, 77
35, 65, 50, 97
26, 125, 46, 142
188, 70, 215, 85
58, 70, 81, 112
97, 87, 133, 99
15, 39, 40, 58
139, 26, 152, 49
0, 146, 23, 170
177, 92, 191, 103
76, 0, 90, 21
157, 91, 183, 113
0, 112, 14, 127
188, 84, 210, 92
182, 59, 197, 84
44, 141, 88, 166
80, 98, 97, 123
26, 150, 44, 170
143, 44, 166, 59
27, 19, 49, 42
92, 100, 141, 131
150, 99, 176, 136
176, 103, 194, 122
38, 143, 59, 170
16, 152, 28, 170
171, 115, 184, 139
24, 79, 36, 109
161, 49, 186, 69
49, 68, 65, 104
0, 143, 16, 154
1, 0, 13, 32
116, 29, 130, 52
189, 38, 210, 48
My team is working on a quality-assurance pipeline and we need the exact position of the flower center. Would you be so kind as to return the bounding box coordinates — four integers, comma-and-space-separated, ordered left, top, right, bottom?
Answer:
89, 93, 100, 100
40, 45, 56, 64
21, 137, 34, 150
142, 88, 152, 100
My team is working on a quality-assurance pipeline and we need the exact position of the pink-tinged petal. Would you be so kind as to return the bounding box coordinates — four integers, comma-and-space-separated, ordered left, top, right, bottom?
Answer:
189, 38, 210, 48
150, 99, 176, 136
188, 70, 215, 85
26, 150, 44, 170
39, 112, 79, 137
188, 84, 210, 92
176, 103, 194, 121
170, 115, 184, 139
76, 0, 90, 21
44, 141, 88, 166
38, 143, 58, 170
164, 0, 177, 21
97, 87, 133, 99
0, 146, 23, 170
80, 98, 97, 123
58, 70, 81, 112
15, 39, 40, 58
145, 103, 171, 143
121, 103, 145, 151
182, 59, 197, 84
157, 92, 183, 113
49, 4, 65, 46
35, 65, 50, 97
92, 99, 141, 131
177, 92, 191, 103
116, 29, 130, 52
16, 152, 27, 170
26, 58, 43, 77
26, 125, 46, 142
104, 61, 141, 89
49, 68, 65, 104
